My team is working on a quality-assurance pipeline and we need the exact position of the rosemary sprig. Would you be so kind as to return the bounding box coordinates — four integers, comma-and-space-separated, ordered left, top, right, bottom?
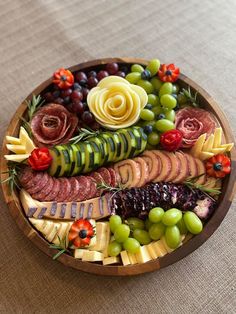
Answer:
49, 235, 71, 260
96, 181, 124, 193
184, 174, 221, 199
180, 86, 199, 107
26, 94, 44, 121
69, 128, 101, 144
1, 161, 22, 193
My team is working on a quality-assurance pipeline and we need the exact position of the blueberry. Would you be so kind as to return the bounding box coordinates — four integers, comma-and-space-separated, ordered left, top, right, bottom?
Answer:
143, 125, 153, 134
141, 69, 151, 80
73, 82, 82, 90
63, 96, 71, 105
79, 79, 87, 87
165, 70, 172, 76
145, 104, 153, 110
158, 113, 166, 120
79, 230, 87, 239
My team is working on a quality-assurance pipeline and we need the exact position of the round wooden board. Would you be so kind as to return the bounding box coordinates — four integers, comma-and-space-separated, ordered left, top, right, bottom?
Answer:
1, 58, 236, 276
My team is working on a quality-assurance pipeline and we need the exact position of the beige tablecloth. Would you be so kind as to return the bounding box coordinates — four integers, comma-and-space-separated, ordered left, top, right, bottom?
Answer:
0, 0, 236, 313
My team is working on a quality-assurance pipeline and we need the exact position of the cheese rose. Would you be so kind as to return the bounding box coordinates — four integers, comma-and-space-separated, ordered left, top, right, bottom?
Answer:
87, 76, 148, 129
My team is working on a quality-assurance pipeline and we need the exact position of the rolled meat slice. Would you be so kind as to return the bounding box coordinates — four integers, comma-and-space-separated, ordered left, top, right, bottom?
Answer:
133, 157, 149, 187
172, 151, 189, 183
163, 152, 181, 182
108, 167, 120, 187
141, 151, 160, 182
152, 150, 171, 182
114, 159, 141, 188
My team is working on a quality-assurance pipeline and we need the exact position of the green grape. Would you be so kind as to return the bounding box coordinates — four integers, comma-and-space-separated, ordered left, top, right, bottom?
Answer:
140, 120, 156, 128
149, 222, 166, 240
123, 238, 140, 254
164, 110, 175, 122
133, 229, 151, 245
131, 64, 144, 73
146, 59, 160, 76
154, 119, 175, 132
114, 224, 130, 243
140, 109, 155, 121
137, 79, 154, 94
152, 105, 162, 117
172, 84, 180, 94
177, 218, 188, 235
183, 212, 203, 234
148, 94, 159, 106
165, 226, 181, 249
126, 217, 145, 231
145, 143, 156, 150
151, 77, 163, 91
162, 208, 182, 226
177, 93, 187, 104
145, 218, 153, 230
125, 72, 141, 84
149, 207, 164, 223
147, 132, 160, 146
159, 82, 173, 97
109, 215, 122, 234
160, 94, 177, 110
108, 241, 122, 257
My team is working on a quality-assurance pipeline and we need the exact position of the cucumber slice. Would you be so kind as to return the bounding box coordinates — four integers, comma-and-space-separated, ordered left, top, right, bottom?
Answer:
71, 143, 86, 176
48, 148, 61, 176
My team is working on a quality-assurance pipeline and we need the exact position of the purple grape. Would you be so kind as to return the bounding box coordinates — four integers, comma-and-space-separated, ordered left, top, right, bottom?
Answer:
97, 70, 109, 81
116, 71, 126, 78
82, 111, 95, 124
82, 87, 90, 99
52, 90, 60, 99
88, 70, 97, 78
52, 84, 60, 90
75, 71, 87, 83
71, 100, 85, 115
54, 97, 64, 105
61, 88, 72, 98
120, 65, 129, 74
44, 92, 54, 102
63, 96, 71, 105
73, 83, 82, 90
71, 90, 83, 101
87, 77, 98, 88
105, 62, 119, 75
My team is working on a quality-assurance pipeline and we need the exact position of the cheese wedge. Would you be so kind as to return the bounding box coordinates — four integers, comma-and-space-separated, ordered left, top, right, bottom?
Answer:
213, 128, 222, 148
19, 127, 35, 153
103, 256, 120, 265
199, 151, 214, 161
82, 250, 104, 262
6, 135, 21, 145
135, 246, 152, 264
47, 223, 61, 242
120, 250, 131, 266
202, 134, 214, 151
4, 154, 30, 162
6, 144, 26, 154
190, 133, 206, 157
52, 222, 72, 246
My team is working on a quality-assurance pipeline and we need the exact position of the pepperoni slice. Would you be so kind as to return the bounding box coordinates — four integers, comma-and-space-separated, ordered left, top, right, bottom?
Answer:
55, 178, 71, 202
43, 178, 61, 201
25, 172, 50, 194
97, 167, 112, 185
31, 176, 54, 201
86, 176, 98, 199
107, 168, 118, 187
74, 176, 90, 201
66, 177, 81, 202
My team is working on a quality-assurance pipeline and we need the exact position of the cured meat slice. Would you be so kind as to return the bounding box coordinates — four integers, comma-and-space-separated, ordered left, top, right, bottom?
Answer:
194, 159, 206, 185
114, 160, 141, 188
152, 150, 171, 182
175, 108, 217, 148
163, 152, 181, 182
30, 103, 78, 146
25, 172, 50, 194
185, 154, 198, 178
74, 176, 90, 201
141, 151, 160, 181
86, 176, 98, 199
97, 167, 112, 186
19, 166, 34, 185
31, 176, 54, 201
55, 178, 71, 202
89, 172, 104, 184
133, 157, 149, 187
107, 168, 119, 187
173, 151, 189, 183
43, 178, 61, 201
65, 177, 80, 202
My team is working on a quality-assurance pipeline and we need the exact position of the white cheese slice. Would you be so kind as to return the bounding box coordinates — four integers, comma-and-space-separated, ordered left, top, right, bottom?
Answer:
146, 243, 159, 259
74, 249, 88, 259
120, 250, 130, 266
19, 127, 36, 153
82, 250, 104, 262
135, 246, 152, 264
127, 252, 138, 265
103, 256, 120, 265
6, 144, 26, 154
4, 154, 30, 162
6, 135, 21, 145
152, 240, 168, 257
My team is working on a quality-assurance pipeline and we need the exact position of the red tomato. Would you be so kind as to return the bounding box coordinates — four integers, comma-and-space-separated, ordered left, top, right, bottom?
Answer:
28, 148, 52, 171
160, 130, 183, 151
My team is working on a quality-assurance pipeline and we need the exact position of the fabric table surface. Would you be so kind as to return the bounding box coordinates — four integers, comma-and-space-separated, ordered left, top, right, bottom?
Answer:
0, 0, 235, 313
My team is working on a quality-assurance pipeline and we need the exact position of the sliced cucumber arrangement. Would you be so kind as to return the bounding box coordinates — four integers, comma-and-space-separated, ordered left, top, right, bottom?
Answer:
48, 126, 147, 177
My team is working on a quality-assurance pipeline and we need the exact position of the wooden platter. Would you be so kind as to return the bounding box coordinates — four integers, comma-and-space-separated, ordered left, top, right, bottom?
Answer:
1, 58, 236, 276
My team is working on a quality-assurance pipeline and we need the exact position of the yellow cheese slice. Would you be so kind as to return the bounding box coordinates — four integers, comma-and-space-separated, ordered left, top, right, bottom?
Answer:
82, 250, 104, 262
103, 256, 120, 266
213, 128, 222, 148
199, 151, 214, 161
202, 134, 214, 151
146, 243, 159, 259
4, 154, 30, 162
19, 127, 36, 153
127, 252, 138, 265
152, 240, 168, 257
120, 251, 130, 266
6, 144, 26, 154
89, 222, 108, 252
47, 222, 61, 242
6, 135, 21, 145
190, 133, 206, 157
135, 246, 152, 264
161, 236, 174, 253
211, 147, 227, 154
52, 222, 72, 246
219, 143, 234, 151
74, 249, 87, 259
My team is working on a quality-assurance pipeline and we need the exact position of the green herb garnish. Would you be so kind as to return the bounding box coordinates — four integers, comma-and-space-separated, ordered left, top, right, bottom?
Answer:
49, 235, 71, 260
180, 86, 199, 107
26, 94, 44, 121
1, 161, 22, 193
69, 127, 101, 144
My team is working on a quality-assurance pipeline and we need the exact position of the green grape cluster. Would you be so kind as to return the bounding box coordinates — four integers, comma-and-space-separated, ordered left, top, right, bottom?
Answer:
125, 59, 180, 147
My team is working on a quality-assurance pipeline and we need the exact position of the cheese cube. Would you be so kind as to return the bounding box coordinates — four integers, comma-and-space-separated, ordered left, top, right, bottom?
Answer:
82, 250, 104, 262
120, 251, 130, 266
135, 246, 152, 264
103, 256, 120, 265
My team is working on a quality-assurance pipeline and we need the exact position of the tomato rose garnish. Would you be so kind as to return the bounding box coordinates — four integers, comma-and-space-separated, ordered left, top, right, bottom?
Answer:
68, 219, 94, 248
206, 154, 231, 178
53, 68, 74, 89
160, 129, 183, 151
158, 63, 180, 82
28, 147, 52, 171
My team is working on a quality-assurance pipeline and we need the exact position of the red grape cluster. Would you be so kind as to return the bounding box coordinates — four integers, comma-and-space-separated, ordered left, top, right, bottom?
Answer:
43, 63, 128, 128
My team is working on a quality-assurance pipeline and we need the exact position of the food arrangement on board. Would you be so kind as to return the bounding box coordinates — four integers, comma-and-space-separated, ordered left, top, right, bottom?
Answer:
2, 58, 234, 267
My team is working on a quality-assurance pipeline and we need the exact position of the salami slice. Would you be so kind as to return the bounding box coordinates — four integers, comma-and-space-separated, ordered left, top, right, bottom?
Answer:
66, 177, 81, 202
31, 176, 54, 201
74, 176, 90, 201
43, 178, 61, 201
86, 176, 98, 199
18, 166, 34, 186
107, 168, 119, 187
97, 167, 112, 185
25, 172, 50, 195
55, 178, 71, 202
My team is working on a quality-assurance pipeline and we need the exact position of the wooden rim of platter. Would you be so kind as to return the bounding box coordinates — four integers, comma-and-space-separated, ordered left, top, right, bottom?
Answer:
1, 58, 236, 276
